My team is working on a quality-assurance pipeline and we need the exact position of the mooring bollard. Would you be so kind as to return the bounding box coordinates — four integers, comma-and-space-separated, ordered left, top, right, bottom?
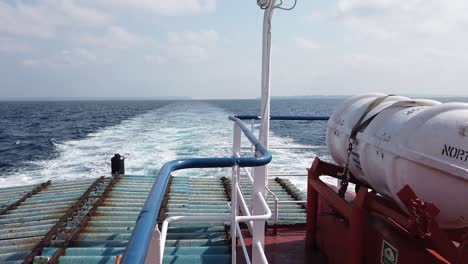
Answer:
111, 154, 125, 175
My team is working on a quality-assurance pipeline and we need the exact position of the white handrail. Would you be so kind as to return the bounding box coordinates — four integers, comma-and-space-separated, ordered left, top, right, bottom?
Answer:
159, 191, 271, 264
227, 202, 252, 264
159, 215, 230, 264
237, 192, 272, 222
236, 223, 252, 264
256, 241, 269, 264
236, 184, 253, 232
266, 187, 279, 233
241, 166, 255, 183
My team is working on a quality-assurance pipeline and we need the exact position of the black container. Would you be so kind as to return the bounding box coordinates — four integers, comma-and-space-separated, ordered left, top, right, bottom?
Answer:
111, 154, 125, 175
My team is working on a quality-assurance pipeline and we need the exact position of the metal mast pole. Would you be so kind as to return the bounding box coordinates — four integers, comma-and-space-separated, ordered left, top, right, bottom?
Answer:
252, 0, 276, 262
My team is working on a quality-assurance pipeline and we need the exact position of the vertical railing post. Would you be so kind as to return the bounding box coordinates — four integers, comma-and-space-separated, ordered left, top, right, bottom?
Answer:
144, 226, 161, 264
231, 123, 242, 264
231, 165, 240, 264
250, 119, 255, 156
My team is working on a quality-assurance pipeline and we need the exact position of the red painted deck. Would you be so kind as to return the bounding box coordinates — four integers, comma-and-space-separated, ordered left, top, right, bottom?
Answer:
236, 225, 325, 264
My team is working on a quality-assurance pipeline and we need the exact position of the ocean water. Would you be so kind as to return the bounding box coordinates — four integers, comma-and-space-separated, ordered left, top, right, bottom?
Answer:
0, 98, 342, 190
2, 96, 466, 190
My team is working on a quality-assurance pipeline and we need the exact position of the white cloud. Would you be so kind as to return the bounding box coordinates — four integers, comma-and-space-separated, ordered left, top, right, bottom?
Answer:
0, 1, 112, 39
294, 37, 319, 50
80, 26, 148, 49
101, 0, 216, 16
344, 53, 403, 67
0, 37, 32, 53
145, 55, 167, 65
60, 0, 111, 26
165, 30, 219, 62
337, 0, 468, 38
21, 48, 98, 68
168, 30, 219, 44
0, 0, 213, 42
22, 59, 39, 67
0, 1, 57, 38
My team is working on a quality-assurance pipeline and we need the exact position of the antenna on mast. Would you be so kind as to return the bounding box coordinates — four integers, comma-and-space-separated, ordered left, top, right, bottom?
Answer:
257, 0, 297, 149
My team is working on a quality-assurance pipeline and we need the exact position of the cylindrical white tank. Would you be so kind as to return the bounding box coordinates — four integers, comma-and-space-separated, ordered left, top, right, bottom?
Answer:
326, 93, 468, 229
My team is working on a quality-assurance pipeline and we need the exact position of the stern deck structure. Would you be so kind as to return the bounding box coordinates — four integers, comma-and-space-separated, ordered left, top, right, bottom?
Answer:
0, 174, 309, 264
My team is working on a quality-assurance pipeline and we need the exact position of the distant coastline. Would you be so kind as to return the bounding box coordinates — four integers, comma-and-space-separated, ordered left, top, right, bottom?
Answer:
266, 95, 349, 99
0, 96, 193, 102
2, 94, 468, 102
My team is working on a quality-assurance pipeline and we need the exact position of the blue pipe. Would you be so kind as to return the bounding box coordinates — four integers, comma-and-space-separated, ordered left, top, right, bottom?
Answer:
121, 116, 272, 264
234, 115, 330, 121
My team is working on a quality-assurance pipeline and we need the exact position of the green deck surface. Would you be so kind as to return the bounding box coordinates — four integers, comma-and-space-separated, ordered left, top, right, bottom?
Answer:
0, 175, 307, 264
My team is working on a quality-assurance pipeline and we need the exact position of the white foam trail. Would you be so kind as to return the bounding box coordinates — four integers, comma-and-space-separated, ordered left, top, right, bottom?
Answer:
1, 101, 331, 192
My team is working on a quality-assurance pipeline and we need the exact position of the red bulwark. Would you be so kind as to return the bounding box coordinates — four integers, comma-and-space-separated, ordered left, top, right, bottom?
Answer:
236, 157, 468, 263
305, 157, 468, 264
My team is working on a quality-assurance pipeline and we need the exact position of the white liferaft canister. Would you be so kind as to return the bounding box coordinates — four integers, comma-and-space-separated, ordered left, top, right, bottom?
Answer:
326, 93, 468, 229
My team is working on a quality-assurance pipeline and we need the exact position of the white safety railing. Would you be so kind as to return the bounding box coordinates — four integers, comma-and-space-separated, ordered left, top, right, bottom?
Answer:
154, 121, 272, 264
231, 118, 272, 264
155, 116, 327, 264
242, 117, 329, 235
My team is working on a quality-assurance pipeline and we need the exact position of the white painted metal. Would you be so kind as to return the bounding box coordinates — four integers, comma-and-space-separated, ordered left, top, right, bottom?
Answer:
251, 120, 256, 156
236, 184, 253, 232
327, 93, 468, 228
251, 165, 268, 262
159, 215, 231, 264
253, 1, 276, 260
237, 192, 272, 222
159, 191, 271, 264
241, 167, 255, 183
232, 123, 241, 264
266, 187, 279, 228
256, 241, 269, 264
236, 223, 252, 264
231, 165, 239, 264
144, 226, 161, 264
227, 202, 252, 264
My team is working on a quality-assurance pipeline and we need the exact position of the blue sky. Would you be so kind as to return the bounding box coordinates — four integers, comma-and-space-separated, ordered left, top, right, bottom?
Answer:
1, 0, 468, 99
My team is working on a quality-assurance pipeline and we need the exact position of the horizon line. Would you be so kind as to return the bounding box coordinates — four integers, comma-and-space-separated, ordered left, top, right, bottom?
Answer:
1, 94, 468, 102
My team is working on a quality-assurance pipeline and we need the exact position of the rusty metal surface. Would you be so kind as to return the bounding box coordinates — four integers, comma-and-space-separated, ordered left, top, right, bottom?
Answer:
35, 174, 157, 264
21, 176, 107, 264
1, 174, 311, 263
275, 177, 306, 209
0, 181, 51, 216
46, 175, 122, 264
157, 176, 173, 224
220, 177, 232, 201
0, 179, 99, 263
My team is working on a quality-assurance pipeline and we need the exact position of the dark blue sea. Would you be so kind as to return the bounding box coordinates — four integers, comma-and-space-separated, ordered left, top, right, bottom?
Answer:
0, 97, 466, 188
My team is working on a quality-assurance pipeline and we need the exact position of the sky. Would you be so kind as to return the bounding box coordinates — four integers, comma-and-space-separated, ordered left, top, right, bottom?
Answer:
1, 0, 468, 99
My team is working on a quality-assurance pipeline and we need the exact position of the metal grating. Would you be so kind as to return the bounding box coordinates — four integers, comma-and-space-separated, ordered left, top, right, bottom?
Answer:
238, 178, 307, 225
1, 174, 307, 264
0, 179, 99, 263
162, 176, 231, 264
36, 174, 157, 264
0, 181, 51, 216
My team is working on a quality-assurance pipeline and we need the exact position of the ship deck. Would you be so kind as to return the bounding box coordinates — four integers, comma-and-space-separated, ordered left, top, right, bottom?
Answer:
0, 174, 309, 263
237, 225, 325, 264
